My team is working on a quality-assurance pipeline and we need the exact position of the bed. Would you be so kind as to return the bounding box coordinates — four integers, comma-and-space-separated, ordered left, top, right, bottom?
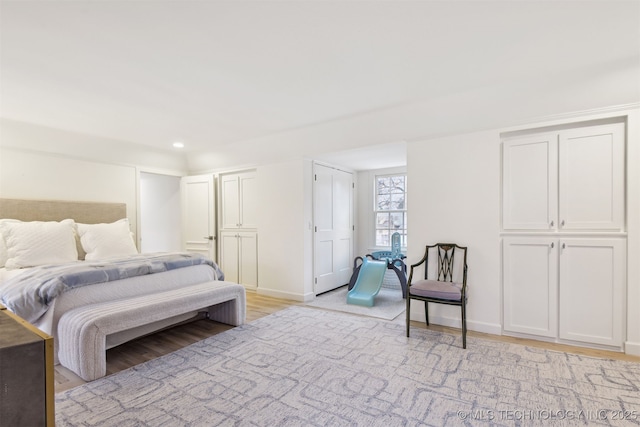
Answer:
0, 198, 245, 372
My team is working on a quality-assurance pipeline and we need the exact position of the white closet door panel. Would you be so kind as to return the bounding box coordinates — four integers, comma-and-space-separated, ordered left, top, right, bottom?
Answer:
314, 167, 334, 232
314, 165, 336, 294
220, 232, 240, 283
334, 170, 352, 231
220, 175, 240, 229
559, 123, 624, 230
503, 237, 558, 337
239, 232, 258, 287
335, 235, 353, 287
315, 239, 335, 294
239, 172, 258, 229
503, 134, 558, 230
333, 169, 353, 286
559, 238, 625, 347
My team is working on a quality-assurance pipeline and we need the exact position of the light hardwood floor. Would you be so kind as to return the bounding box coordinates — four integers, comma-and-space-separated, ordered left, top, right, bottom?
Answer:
55, 291, 640, 393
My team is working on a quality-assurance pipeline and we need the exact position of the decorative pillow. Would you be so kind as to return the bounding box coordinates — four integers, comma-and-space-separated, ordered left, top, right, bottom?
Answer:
1, 219, 78, 269
76, 218, 138, 261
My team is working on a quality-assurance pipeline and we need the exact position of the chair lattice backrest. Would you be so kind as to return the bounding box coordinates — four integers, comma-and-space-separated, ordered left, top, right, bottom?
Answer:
422, 243, 467, 284
437, 245, 456, 282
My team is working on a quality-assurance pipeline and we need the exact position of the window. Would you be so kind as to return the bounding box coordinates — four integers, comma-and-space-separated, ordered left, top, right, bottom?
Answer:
375, 174, 407, 247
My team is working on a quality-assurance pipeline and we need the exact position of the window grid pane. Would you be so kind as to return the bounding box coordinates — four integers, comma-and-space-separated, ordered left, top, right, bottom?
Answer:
374, 174, 407, 247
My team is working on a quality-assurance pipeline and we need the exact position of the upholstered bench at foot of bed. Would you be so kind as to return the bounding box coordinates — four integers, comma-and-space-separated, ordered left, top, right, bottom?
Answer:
58, 281, 246, 381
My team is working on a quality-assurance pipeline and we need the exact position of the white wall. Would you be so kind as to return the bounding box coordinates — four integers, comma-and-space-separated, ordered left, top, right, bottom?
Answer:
0, 147, 139, 235
625, 109, 640, 356
1, 118, 188, 175
139, 172, 182, 253
407, 130, 502, 334
255, 158, 313, 301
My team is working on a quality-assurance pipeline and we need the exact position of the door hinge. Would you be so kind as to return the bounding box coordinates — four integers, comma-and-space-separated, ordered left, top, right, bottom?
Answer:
315, 278, 317, 284
352, 225, 355, 231
352, 182, 355, 188
315, 226, 317, 232
314, 174, 317, 181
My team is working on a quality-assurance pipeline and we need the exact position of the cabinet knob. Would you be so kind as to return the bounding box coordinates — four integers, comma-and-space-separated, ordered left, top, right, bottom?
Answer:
550, 220, 554, 227
561, 220, 565, 227
203, 236, 214, 241
550, 242, 554, 248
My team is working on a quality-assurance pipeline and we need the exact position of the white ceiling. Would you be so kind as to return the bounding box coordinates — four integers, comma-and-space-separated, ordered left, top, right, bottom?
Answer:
1, 1, 639, 170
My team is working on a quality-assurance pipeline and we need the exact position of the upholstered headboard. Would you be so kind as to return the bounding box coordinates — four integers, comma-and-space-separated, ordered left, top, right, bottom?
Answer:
0, 198, 126, 224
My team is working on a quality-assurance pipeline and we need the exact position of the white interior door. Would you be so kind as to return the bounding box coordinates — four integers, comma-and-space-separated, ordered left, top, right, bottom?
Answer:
313, 163, 353, 295
181, 175, 216, 261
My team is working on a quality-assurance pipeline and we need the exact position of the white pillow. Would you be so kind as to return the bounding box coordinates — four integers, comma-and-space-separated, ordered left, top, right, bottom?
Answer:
0, 219, 21, 268
76, 218, 138, 261
1, 219, 78, 269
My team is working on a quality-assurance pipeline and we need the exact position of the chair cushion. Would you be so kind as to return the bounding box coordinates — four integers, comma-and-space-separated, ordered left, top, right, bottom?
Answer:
409, 280, 462, 301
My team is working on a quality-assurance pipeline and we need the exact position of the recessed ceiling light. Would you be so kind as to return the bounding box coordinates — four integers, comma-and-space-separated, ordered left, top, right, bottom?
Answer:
173, 142, 184, 148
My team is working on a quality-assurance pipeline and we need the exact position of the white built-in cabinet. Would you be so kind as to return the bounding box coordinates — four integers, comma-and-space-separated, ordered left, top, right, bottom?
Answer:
220, 171, 258, 229
220, 231, 258, 288
503, 237, 625, 347
503, 123, 624, 231
219, 170, 258, 288
502, 121, 626, 349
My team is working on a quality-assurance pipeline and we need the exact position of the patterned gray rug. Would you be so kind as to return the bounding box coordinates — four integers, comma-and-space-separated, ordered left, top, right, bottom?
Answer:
56, 306, 640, 426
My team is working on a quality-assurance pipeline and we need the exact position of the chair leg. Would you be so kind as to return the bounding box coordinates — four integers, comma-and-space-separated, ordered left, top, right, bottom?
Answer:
424, 301, 429, 326
406, 297, 411, 337
461, 302, 467, 349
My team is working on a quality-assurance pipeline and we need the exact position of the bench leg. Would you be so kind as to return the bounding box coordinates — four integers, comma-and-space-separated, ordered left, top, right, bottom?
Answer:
207, 295, 246, 326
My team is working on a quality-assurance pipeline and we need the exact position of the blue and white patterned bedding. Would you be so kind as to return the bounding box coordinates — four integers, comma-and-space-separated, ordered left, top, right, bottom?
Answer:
0, 252, 224, 323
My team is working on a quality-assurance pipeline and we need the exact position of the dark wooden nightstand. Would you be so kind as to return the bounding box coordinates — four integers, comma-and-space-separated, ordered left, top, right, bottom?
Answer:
0, 309, 54, 426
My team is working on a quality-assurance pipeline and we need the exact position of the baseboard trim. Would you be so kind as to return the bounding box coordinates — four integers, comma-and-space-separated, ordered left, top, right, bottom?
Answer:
625, 341, 640, 356
256, 287, 307, 302
409, 311, 501, 336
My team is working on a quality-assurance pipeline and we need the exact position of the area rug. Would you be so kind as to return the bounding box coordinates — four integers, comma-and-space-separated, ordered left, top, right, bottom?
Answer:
56, 306, 640, 426
306, 285, 406, 320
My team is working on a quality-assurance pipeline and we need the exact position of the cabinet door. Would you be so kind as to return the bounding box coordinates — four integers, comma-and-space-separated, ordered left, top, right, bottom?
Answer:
220, 175, 240, 229
219, 232, 240, 283
239, 231, 258, 288
559, 238, 625, 347
503, 237, 558, 337
238, 171, 258, 229
502, 134, 558, 230
559, 123, 625, 231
